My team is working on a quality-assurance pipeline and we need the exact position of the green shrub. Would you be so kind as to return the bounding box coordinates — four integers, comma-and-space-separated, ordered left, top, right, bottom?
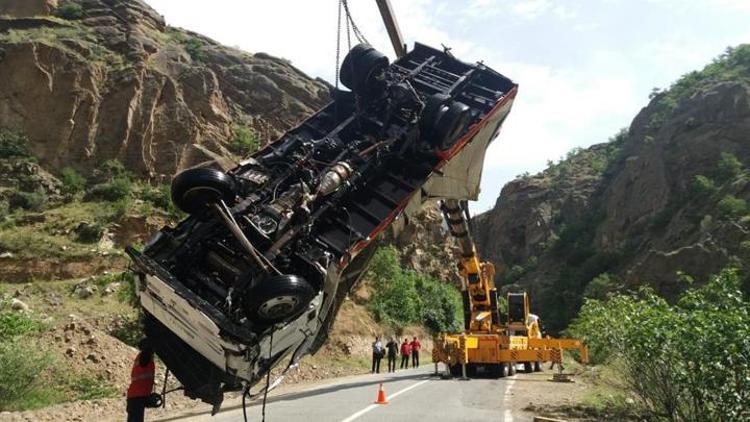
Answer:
366, 246, 463, 333
416, 275, 463, 333
718, 194, 747, 218
86, 176, 132, 201
715, 152, 744, 182
59, 167, 87, 195
0, 308, 46, 341
184, 37, 207, 62
110, 315, 143, 346
567, 268, 750, 421
9, 189, 47, 211
691, 174, 717, 197
584, 273, 613, 299
116, 272, 139, 307
229, 125, 260, 156
74, 221, 104, 243
0, 340, 56, 411
56, 2, 84, 20
92, 159, 131, 183
142, 183, 181, 218
0, 129, 30, 158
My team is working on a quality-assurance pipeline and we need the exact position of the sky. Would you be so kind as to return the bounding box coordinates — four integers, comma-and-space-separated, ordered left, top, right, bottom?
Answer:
146, 0, 750, 212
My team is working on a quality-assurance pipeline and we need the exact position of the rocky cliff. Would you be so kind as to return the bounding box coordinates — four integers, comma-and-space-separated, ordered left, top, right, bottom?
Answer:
0, 0, 330, 179
475, 45, 750, 332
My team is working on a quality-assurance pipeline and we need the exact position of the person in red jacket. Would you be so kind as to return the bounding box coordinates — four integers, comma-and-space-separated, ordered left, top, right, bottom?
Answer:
410, 336, 422, 368
126, 339, 156, 422
400, 338, 411, 369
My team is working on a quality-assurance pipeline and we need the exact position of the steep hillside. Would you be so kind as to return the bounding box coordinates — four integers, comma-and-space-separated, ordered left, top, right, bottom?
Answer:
0, 0, 329, 178
475, 45, 750, 332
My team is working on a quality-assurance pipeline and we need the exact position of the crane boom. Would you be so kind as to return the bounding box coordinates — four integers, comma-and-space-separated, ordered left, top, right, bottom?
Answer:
440, 199, 499, 332
375, 0, 407, 58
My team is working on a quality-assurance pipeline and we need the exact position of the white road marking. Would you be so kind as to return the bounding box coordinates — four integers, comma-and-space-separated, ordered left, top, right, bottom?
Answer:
339, 379, 431, 422
503, 371, 516, 422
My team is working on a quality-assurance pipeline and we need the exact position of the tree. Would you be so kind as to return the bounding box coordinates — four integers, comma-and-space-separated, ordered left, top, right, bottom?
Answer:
567, 268, 750, 421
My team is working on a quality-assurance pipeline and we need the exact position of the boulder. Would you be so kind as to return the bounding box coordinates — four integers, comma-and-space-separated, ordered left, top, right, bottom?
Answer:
10, 298, 29, 312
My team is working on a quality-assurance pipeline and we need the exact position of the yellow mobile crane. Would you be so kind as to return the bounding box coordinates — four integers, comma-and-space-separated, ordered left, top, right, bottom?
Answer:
432, 199, 588, 378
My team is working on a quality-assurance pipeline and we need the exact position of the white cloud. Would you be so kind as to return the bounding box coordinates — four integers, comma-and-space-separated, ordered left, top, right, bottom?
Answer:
481, 59, 640, 171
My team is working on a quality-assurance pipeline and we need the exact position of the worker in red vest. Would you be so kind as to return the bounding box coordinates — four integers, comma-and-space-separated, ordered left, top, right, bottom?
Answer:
410, 336, 421, 368
126, 339, 156, 422
400, 338, 411, 369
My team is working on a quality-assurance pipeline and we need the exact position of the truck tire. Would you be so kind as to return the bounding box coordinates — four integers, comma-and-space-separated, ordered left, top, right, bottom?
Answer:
508, 363, 517, 376
340, 43, 389, 98
171, 168, 236, 214
534, 361, 542, 372
499, 363, 509, 378
244, 275, 316, 323
430, 100, 471, 150
420, 93, 451, 134
449, 364, 462, 377
523, 362, 533, 373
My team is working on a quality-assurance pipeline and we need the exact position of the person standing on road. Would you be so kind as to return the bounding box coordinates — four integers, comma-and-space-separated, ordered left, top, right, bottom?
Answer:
371, 336, 384, 374
410, 336, 421, 368
400, 338, 411, 369
126, 339, 156, 422
385, 337, 399, 372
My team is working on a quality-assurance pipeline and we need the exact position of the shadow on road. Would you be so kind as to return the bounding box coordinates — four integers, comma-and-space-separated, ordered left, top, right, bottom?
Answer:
154, 369, 434, 421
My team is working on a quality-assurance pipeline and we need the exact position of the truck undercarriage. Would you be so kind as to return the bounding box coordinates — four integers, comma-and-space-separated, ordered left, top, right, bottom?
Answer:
127, 42, 517, 409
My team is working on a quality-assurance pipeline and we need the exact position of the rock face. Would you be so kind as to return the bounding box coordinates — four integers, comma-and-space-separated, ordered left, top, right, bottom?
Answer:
387, 202, 460, 285
0, 0, 329, 179
0, 0, 58, 17
474, 45, 750, 332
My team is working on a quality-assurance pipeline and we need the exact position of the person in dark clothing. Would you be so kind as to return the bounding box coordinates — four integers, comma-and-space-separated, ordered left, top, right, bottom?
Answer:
410, 336, 421, 368
126, 339, 155, 422
400, 339, 411, 369
385, 337, 399, 372
371, 337, 384, 374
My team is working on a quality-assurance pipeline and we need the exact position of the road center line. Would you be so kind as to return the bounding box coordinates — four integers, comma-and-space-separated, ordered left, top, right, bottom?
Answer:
339, 379, 430, 422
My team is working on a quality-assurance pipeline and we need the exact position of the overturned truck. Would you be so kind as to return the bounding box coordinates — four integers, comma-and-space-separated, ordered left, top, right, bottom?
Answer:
126, 43, 517, 408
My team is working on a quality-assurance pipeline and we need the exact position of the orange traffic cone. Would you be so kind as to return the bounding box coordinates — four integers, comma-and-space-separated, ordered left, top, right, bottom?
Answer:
374, 383, 389, 404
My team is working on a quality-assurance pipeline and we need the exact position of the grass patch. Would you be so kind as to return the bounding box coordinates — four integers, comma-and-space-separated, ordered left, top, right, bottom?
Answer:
0, 25, 126, 69
71, 376, 118, 401
0, 225, 94, 259
0, 308, 47, 341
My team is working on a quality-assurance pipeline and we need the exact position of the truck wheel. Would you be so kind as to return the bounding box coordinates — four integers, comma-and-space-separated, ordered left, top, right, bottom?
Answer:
171, 168, 236, 214
340, 43, 389, 97
523, 362, 533, 373
534, 361, 542, 372
430, 100, 471, 150
499, 363, 509, 378
449, 364, 462, 377
508, 363, 517, 376
420, 93, 451, 134
244, 275, 316, 323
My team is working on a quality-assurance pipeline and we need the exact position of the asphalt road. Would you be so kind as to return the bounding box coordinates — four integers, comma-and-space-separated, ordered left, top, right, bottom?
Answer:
171, 365, 532, 422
